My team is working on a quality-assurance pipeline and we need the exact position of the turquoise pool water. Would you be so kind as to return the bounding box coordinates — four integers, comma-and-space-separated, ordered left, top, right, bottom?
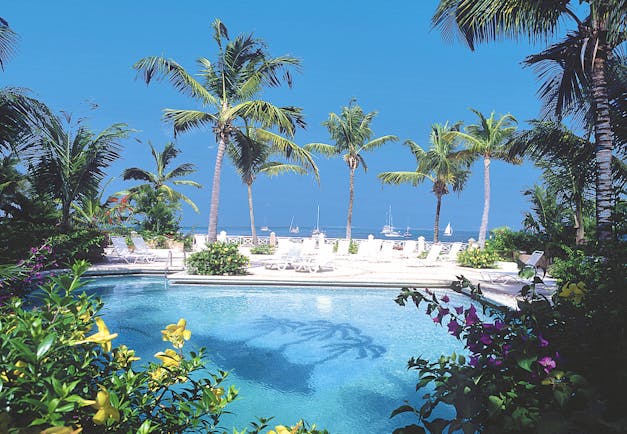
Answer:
86, 276, 470, 433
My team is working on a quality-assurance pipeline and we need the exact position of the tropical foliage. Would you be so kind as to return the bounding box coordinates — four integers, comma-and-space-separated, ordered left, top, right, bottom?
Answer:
133, 19, 304, 242
186, 242, 249, 275
379, 122, 469, 243
433, 0, 627, 247
123, 141, 201, 235
306, 100, 398, 239
457, 248, 500, 268
228, 125, 318, 244
454, 109, 519, 247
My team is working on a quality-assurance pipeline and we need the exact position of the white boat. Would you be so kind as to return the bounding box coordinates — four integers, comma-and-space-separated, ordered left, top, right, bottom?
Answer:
381, 206, 402, 237
289, 216, 299, 234
312, 205, 324, 236
403, 226, 412, 237
444, 222, 453, 237
260, 225, 270, 232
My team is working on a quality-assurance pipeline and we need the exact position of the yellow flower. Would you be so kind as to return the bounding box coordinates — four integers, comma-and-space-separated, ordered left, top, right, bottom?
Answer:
268, 421, 302, 434
114, 345, 140, 367
155, 349, 181, 368
13, 360, 26, 378
558, 282, 586, 305
89, 385, 120, 425
161, 318, 191, 349
41, 426, 83, 434
75, 317, 118, 352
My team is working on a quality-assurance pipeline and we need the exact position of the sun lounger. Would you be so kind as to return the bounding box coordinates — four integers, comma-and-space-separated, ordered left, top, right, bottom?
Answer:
480, 250, 546, 284
264, 241, 301, 270
336, 239, 351, 258
130, 235, 169, 262
401, 240, 417, 258
379, 241, 396, 261
416, 244, 443, 266
294, 243, 335, 273
441, 242, 463, 262
192, 234, 208, 252
109, 236, 155, 263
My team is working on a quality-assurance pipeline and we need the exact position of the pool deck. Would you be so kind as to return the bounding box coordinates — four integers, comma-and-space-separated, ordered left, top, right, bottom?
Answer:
87, 251, 557, 309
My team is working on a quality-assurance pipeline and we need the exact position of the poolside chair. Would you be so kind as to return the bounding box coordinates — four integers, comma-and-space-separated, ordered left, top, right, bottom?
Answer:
300, 238, 317, 257
264, 241, 302, 270
109, 236, 155, 263
294, 243, 335, 273
192, 234, 208, 252
130, 235, 168, 262
441, 242, 463, 262
336, 239, 351, 258
415, 244, 443, 266
379, 241, 396, 261
401, 240, 417, 258
480, 250, 546, 284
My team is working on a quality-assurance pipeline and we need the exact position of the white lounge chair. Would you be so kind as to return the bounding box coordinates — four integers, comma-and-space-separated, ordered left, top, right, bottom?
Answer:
441, 242, 463, 262
401, 240, 417, 258
416, 244, 443, 266
131, 235, 169, 262
480, 250, 546, 284
294, 243, 335, 273
110, 236, 155, 263
336, 239, 351, 258
379, 241, 396, 261
264, 241, 301, 270
192, 234, 207, 252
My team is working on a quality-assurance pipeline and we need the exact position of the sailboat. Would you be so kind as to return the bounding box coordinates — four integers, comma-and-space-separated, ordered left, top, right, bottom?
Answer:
289, 216, 299, 234
444, 222, 453, 237
381, 206, 402, 238
260, 225, 270, 232
312, 205, 324, 236
403, 226, 412, 238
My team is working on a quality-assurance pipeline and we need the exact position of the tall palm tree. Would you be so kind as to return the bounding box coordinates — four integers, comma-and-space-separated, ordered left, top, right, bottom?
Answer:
510, 121, 597, 245
432, 0, 626, 246
122, 141, 202, 212
453, 109, 519, 248
228, 126, 318, 244
378, 123, 470, 243
305, 100, 398, 239
27, 114, 130, 229
133, 19, 304, 242
0, 17, 17, 71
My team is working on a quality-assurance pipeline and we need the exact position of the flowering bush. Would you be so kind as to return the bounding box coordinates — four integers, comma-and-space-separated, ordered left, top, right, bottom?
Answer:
0, 242, 57, 303
457, 248, 500, 268
250, 244, 274, 255
0, 261, 325, 433
186, 242, 249, 275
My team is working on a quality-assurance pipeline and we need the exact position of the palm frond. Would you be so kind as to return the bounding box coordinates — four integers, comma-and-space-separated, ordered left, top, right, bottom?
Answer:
0, 17, 18, 70
259, 162, 308, 177
378, 171, 430, 186
163, 109, 218, 136
229, 101, 303, 137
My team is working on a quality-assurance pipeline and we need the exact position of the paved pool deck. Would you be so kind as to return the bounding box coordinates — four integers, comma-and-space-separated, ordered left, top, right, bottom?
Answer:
86, 251, 557, 309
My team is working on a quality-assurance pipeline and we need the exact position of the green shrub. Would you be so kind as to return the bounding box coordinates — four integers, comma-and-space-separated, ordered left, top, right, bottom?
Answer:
186, 242, 249, 275
48, 228, 107, 265
485, 227, 543, 260
548, 247, 604, 286
250, 244, 274, 255
457, 248, 500, 268
349, 240, 358, 254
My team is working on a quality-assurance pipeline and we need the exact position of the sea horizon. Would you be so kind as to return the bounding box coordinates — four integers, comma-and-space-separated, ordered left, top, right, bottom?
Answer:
182, 225, 479, 243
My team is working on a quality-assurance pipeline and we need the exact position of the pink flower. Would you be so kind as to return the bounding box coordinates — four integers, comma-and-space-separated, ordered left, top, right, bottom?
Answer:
465, 305, 479, 326
454, 306, 464, 315
441, 295, 450, 303
538, 334, 549, 348
538, 356, 556, 374
447, 319, 462, 337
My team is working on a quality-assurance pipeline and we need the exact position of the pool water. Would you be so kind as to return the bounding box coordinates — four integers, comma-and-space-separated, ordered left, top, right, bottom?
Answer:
87, 276, 470, 433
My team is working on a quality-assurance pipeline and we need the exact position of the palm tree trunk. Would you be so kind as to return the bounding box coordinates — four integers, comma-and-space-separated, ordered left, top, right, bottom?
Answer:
346, 167, 355, 239
574, 200, 585, 245
207, 132, 227, 243
247, 182, 257, 245
478, 156, 491, 248
590, 37, 614, 247
433, 194, 442, 243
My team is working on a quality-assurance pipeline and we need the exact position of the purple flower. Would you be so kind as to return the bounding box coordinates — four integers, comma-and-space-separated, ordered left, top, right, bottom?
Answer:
538, 334, 549, 348
465, 305, 480, 326
438, 307, 450, 316
480, 334, 493, 345
469, 355, 480, 367
441, 295, 450, 303
494, 320, 505, 331
502, 344, 512, 357
487, 357, 503, 368
432, 315, 442, 324
447, 319, 462, 337
455, 306, 464, 315
538, 356, 556, 374
468, 342, 481, 353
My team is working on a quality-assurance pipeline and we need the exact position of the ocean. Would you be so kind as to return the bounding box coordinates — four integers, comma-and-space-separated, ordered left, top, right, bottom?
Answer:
182, 225, 478, 243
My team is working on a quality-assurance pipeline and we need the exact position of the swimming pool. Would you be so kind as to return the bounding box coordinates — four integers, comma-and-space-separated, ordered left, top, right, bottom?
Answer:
87, 276, 469, 433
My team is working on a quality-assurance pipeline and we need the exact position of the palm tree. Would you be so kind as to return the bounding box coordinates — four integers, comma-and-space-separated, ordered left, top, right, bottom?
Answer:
228, 126, 318, 244
453, 109, 519, 248
432, 0, 626, 246
378, 123, 470, 243
305, 100, 398, 239
133, 19, 304, 243
0, 17, 17, 71
27, 114, 130, 229
122, 141, 202, 212
510, 121, 597, 245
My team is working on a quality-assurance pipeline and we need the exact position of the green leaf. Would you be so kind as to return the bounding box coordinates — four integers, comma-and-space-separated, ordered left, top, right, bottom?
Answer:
553, 389, 569, 408
517, 356, 537, 372
37, 333, 57, 360
390, 404, 417, 418
487, 395, 504, 416
392, 425, 426, 434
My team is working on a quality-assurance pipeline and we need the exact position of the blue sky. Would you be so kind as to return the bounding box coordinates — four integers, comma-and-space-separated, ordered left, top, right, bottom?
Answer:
3, 1, 560, 234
